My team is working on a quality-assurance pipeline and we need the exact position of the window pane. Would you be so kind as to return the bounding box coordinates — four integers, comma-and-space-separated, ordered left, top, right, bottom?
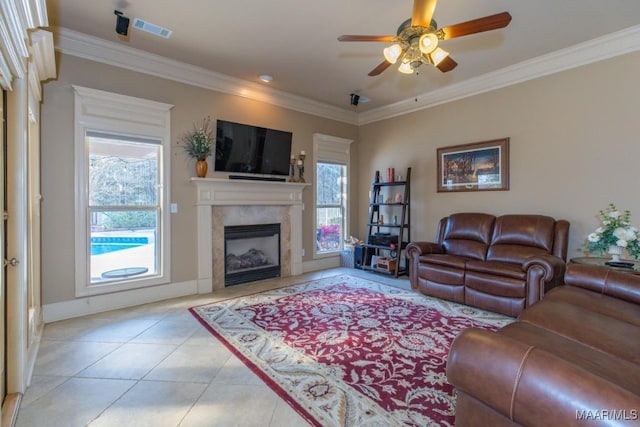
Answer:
90, 209, 158, 283
89, 136, 159, 206
316, 208, 342, 253
316, 161, 346, 254
316, 163, 343, 205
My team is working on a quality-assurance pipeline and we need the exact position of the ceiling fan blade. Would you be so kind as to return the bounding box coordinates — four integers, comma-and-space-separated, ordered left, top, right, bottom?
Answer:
338, 35, 396, 42
368, 60, 392, 76
440, 12, 512, 40
411, 0, 438, 27
435, 56, 457, 72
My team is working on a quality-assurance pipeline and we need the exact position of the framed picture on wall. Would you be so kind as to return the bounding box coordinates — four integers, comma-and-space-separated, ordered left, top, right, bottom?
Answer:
437, 138, 509, 192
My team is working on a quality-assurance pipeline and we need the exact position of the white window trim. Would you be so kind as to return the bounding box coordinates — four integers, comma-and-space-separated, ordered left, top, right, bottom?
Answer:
73, 86, 173, 297
313, 133, 353, 259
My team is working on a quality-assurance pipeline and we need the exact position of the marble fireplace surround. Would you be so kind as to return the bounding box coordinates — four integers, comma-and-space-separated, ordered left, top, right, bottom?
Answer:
192, 178, 310, 292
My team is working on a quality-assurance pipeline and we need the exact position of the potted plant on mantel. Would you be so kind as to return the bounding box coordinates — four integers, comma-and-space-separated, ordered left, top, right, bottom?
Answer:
179, 117, 214, 177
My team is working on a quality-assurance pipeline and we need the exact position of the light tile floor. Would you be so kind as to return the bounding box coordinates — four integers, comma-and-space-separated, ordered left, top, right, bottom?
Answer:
17, 268, 411, 427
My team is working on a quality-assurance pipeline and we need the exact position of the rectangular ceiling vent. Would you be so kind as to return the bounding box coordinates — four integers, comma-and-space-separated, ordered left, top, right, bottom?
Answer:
132, 18, 172, 39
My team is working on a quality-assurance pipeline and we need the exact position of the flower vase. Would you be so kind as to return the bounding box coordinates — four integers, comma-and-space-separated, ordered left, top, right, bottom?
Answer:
195, 159, 208, 178
608, 245, 623, 262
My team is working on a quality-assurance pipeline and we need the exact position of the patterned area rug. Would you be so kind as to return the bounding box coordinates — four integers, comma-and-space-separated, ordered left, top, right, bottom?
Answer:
190, 275, 512, 426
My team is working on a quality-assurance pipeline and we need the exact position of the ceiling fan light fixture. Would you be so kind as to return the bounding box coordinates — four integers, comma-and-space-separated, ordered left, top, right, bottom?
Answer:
383, 44, 403, 64
429, 47, 449, 66
398, 61, 414, 74
418, 33, 438, 54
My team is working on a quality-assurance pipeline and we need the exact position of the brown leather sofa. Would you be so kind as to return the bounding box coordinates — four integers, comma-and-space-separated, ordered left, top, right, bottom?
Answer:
406, 213, 570, 317
447, 263, 640, 426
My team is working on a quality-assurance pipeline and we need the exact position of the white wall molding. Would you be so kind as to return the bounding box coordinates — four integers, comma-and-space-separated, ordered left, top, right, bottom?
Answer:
53, 24, 640, 125
303, 256, 341, 273
54, 27, 359, 125
43, 279, 199, 323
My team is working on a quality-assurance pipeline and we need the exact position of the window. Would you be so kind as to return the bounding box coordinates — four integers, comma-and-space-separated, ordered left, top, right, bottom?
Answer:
316, 162, 346, 253
313, 134, 353, 257
74, 86, 173, 296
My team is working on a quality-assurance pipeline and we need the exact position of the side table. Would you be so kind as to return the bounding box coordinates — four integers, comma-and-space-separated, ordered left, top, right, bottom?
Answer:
569, 257, 640, 275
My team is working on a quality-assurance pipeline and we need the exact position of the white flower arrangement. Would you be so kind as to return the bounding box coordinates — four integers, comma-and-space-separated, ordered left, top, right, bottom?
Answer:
585, 203, 640, 260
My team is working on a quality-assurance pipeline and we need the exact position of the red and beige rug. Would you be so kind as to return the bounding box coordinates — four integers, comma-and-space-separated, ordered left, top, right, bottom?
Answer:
190, 274, 512, 426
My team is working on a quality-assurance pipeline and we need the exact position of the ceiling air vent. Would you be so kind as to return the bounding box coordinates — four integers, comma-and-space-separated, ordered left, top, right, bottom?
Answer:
132, 18, 172, 39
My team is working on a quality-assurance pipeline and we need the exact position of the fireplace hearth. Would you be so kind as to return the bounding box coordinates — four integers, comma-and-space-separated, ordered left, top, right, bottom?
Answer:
224, 223, 281, 286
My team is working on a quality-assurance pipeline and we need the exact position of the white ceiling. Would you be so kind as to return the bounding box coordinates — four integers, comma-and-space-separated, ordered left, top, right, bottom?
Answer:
46, 0, 640, 114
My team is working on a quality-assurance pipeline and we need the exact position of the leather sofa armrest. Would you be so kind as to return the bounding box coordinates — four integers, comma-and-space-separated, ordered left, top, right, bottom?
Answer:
406, 242, 444, 258
522, 254, 566, 303
565, 263, 640, 305
522, 253, 566, 281
447, 328, 640, 427
406, 242, 444, 290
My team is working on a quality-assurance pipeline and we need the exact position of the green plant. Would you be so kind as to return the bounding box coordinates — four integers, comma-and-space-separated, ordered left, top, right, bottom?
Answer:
179, 117, 214, 160
584, 203, 640, 260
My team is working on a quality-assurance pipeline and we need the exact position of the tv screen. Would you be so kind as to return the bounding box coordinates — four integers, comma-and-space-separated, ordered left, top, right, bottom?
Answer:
215, 120, 293, 176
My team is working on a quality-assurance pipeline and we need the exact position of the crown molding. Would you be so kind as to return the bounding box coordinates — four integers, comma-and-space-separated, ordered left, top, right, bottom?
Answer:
53, 25, 640, 127
54, 27, 359, 125
358, 24, 640, 125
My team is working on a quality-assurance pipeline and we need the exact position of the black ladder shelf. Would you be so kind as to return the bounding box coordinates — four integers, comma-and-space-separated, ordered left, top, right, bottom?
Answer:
361, 167, 411, 277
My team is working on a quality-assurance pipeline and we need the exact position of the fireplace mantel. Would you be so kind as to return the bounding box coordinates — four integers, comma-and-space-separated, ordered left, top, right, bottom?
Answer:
191, 178, 310, 292
192, 177, 309, 206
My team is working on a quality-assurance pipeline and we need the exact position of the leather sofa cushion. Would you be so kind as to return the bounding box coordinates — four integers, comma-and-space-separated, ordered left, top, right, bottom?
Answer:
442, 213, 495, 260
564, 263, 640, 305
465, 271, 526, 298
418, 254, 468, 269
486, 215, 555, 264
499, 321, 640, 394
545, 286, 640, 327
465, 260, 525, 280
519, 300, 640, 363
417, 262, 465, 285
490, 215, 555, 250
465, 288, 525, 318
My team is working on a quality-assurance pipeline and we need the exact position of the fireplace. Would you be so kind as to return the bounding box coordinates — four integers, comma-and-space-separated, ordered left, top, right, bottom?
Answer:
224, 223, 281, 286
192, 177, 308, 292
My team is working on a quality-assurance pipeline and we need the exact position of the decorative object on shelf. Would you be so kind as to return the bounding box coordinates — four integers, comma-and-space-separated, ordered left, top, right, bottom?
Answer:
179, 116, 215, 178
195, 160, 208, 178
437, 138, 509, 192
585, 203, 640, 262
288, 155, 296, 182
387, 167, 395, 182
297, 151, 306, 182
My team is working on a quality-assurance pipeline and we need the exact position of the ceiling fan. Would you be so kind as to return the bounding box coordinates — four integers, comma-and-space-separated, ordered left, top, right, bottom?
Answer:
338, 0, 512, 76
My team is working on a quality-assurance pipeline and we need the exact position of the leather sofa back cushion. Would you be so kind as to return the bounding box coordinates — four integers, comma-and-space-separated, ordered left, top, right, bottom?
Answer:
487, 215, 555, 263
442, 213, 495, 260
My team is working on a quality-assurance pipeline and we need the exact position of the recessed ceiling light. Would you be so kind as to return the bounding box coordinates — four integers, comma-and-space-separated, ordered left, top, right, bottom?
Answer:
259, 74, 273, 83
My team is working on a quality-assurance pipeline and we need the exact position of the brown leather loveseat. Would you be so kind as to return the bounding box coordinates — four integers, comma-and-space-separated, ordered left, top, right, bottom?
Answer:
447, 263, 640, 426
406, 213, 570, 317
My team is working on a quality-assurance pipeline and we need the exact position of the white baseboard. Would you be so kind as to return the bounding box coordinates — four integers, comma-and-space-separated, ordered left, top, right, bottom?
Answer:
303, 256, 341, 273
42, 280, 199, 323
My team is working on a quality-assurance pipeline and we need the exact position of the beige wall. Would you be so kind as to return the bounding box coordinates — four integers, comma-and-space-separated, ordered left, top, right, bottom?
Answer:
41, 53, 358, 305
357, 51, 640, 260
42, 50, 640, 307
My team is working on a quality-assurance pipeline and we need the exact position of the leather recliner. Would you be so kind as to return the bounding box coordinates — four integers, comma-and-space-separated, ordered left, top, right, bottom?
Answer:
447, 263, 640, 426
406, 213, 570, 317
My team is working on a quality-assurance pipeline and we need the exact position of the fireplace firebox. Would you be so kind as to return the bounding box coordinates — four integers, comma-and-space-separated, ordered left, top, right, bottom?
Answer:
224, 223, 281, 286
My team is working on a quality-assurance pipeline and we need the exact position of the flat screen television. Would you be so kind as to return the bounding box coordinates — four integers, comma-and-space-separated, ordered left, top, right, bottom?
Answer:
215, 119, 293, 177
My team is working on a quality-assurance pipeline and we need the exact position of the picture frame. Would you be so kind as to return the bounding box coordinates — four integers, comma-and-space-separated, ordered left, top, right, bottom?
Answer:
437, 138, 509, 192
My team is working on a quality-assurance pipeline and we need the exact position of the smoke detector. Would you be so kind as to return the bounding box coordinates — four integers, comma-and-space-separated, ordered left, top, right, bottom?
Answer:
132, 18, 172, 39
